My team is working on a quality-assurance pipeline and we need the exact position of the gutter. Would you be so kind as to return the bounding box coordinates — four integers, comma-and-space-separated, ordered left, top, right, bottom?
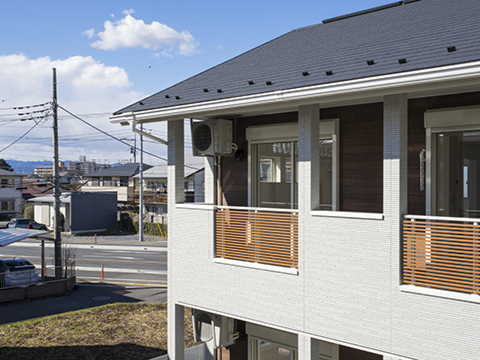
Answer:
110, 61, 480, 124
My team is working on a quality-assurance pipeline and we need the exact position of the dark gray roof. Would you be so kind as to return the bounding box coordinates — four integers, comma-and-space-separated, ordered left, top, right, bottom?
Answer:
0, 169, 23, 177
85, 163, 152, 177
114, 0, 480, 115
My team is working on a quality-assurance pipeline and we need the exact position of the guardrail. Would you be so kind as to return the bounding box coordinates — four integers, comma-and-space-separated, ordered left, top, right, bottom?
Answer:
215, 206, 298, 269
403, 215, 480, 295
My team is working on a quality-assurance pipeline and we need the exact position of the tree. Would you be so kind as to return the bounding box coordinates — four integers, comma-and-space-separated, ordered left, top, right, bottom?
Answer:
0, 159, 13, 172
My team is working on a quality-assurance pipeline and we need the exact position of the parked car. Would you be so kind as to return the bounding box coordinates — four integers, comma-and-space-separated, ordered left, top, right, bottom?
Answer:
0, 258, 40, 288
8, 218, 48, 231
0, 213, 11, 229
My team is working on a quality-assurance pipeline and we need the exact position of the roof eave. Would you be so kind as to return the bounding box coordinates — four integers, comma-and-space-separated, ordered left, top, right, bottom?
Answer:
109, 61, 480, 124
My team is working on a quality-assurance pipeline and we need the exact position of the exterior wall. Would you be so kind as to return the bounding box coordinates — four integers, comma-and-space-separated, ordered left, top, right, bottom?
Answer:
221, 105, 384, 213
86, 185, 131, 202
70, 192, 117, 232
170, 92, 480, 360
0, 176, 23, 216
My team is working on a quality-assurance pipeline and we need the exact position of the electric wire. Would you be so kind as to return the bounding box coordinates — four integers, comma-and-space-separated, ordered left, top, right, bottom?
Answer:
57, 104, 201, 170
57, 104, 168, 163
0, 116, 44, 153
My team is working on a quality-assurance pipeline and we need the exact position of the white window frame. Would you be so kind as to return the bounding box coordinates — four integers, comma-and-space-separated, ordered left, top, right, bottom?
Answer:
246, 120, 339, 210
424, 105, 480, 216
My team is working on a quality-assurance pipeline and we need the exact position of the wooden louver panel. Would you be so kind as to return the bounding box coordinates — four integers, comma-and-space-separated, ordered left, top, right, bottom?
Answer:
215, 209, 298, 268
402, 219, 480, 295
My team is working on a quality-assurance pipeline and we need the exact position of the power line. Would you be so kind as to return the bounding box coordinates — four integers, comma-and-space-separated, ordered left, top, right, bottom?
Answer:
57, 105, 201, 170
0, 115, 45, 153
57, 104, 168, 163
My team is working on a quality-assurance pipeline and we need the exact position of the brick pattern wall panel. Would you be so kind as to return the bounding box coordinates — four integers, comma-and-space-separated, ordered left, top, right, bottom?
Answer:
170, 207, 304, 332
303, 215, 392, 351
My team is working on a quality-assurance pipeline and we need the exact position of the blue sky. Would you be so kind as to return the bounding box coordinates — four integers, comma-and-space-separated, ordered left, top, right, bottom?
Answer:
0, 0, 390, 167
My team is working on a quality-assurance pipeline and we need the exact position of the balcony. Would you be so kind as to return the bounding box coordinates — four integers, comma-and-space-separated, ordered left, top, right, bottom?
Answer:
403, 215, 480, 295
215, 206, 298, 269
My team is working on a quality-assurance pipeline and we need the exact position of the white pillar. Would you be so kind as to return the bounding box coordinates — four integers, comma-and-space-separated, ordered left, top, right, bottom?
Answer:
298, 104, 320, 213
383, 94, 408, 354
204, 157, 215, 204
298, 334, 320, 360
167, 119, 185, 360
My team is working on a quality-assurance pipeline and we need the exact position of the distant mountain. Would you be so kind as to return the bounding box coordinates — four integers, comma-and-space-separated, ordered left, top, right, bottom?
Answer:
6, 160, 55, 174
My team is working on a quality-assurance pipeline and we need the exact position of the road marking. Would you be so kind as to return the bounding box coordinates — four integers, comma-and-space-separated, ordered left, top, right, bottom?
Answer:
72, 266, 166, 275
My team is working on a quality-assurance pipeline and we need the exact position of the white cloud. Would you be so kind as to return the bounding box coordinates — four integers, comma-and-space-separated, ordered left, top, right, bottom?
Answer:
82, 28, 95, 39
0, 54, 167, 164
87, 14, 198, 55
122, 9, 135, 15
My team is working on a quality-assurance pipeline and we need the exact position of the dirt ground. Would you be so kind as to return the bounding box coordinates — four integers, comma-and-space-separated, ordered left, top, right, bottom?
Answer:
0, 303, 196, 360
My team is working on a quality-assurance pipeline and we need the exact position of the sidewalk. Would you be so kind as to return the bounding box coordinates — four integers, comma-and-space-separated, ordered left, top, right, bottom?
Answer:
63, 233, 166, 244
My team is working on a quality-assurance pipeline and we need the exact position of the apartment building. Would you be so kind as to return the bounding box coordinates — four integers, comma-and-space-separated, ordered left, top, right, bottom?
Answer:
111, 1, 480, 359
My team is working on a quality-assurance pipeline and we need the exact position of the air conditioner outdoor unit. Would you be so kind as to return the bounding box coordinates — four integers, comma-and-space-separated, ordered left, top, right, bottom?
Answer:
192, 309, 238, 348
191, 119, 233, 156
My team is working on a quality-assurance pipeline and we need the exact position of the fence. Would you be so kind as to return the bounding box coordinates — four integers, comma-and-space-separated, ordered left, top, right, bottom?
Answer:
215, 206, 299, 268
0, 262, 76, 289
403, 215, 480, 295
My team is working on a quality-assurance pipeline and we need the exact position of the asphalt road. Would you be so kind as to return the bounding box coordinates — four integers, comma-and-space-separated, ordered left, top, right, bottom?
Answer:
0, 234, 169, 325
1, 233, 167, 286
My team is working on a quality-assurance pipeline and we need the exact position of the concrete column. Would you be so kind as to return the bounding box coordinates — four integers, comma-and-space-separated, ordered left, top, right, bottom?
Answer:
167, 304, 185, 360
298, 104, 320, 214
383, 93, 408, 219
167, 119, 185, 360
298, 334, 320, 360
204, 157, 215, 204
168, 120, 185, 208
383, 93, 408, 354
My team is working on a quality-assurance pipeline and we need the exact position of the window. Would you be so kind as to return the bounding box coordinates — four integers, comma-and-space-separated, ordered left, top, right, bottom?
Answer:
1, 200, 14, 211
251, 338, 297, 360
0, 179, 14, 188
90, 177, 100, 186
119, 177, 129, 187
425, 106, 480, 217
246, 120, 339, 210
102, 177, 112, 186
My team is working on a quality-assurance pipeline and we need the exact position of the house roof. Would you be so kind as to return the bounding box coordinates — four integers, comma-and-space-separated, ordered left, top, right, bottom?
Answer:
0, 169, 24, 177
113, 0, 480, 116
85, 163, 153, 177
134, 154, 205, 179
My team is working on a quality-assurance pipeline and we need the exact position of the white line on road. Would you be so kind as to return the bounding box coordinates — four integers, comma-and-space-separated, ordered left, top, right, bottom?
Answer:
33, 264, 167, 275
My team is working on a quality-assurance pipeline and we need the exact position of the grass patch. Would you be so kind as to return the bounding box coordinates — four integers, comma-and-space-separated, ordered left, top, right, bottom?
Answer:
0, 303, 196, 360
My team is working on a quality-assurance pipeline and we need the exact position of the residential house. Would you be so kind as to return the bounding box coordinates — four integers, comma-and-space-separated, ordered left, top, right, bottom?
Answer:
111, 1, 480, 360
84, 162, 152, 208
29, 191, 117, 234
0, 169, 24, 218
134, 154, 205, 221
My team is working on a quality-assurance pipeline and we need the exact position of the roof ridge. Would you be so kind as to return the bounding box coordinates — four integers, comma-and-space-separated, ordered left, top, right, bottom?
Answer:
321, 0, 419, 24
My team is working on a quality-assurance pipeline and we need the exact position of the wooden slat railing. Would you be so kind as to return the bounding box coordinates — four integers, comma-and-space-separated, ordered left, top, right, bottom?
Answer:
403, 215, 480, 295
215, 207, 298, 268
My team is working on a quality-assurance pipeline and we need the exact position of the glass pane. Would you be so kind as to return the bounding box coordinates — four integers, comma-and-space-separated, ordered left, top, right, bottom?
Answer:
255, 142, 297, 209
435, 131, 480, 217
257, 340, 295, 360
319, 138, 333, 210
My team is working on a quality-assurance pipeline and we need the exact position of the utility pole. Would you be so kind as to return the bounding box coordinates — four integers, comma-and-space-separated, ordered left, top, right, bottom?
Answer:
139, 124, 144, 241
52, 68, 62, 279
